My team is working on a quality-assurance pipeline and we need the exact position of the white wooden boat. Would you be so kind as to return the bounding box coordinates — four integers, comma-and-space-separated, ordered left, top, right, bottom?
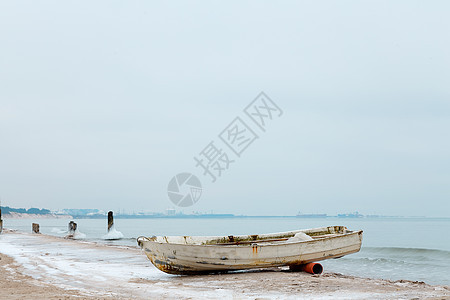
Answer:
137, 225, 363, 275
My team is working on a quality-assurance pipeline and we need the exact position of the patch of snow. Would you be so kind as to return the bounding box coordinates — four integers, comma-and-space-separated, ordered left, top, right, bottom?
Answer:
287, 232, 313, 242
72, 231, 86, 239
102, 226, 124, 240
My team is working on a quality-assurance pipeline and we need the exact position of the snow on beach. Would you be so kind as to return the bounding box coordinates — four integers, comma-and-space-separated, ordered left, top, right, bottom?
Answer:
0, 231, 175, 298
0, 230, 449, 299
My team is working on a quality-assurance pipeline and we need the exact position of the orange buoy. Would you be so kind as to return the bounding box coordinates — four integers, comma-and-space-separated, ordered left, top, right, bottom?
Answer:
290, 262, 323, 274
301, 262, 323, 274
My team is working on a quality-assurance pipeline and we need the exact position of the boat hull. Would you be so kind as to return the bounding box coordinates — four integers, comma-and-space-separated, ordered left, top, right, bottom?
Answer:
138, 226, 363, 275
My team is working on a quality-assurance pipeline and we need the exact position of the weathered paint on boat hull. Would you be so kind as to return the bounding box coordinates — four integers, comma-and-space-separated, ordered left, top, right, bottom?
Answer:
138, 226, 363, 275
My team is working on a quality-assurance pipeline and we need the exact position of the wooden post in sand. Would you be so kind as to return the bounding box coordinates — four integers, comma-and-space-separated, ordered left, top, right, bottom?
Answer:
0, 206, 3, 234
107, 211, 114, 232
65, 221, 78, 239
32, 223, 40, 234
68, 221, 77, 235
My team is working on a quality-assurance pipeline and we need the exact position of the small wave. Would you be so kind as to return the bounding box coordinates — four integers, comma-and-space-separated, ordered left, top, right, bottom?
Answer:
362, 247, 450, 259
341, 256, 431, 268
51, 228, 67, 234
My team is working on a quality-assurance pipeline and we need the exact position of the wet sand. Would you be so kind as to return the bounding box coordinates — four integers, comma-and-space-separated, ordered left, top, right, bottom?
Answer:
0, 230, 449, 299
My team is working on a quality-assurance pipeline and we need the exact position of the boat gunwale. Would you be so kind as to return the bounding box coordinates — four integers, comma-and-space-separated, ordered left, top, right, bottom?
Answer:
138, 229, 363, 249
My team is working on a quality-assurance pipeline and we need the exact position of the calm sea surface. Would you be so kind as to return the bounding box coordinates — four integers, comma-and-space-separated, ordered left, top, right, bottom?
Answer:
3, 217, 450, 286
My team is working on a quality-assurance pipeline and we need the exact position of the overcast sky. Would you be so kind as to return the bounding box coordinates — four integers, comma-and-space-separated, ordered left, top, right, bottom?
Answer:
1, 1, 449, 217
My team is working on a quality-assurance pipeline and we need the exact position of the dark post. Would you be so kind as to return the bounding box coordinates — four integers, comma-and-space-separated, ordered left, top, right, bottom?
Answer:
32, 223, 40, 234
107, 211, 114, 232
0, 206, 3, 234
68, 221, 77, 234
65, 221, 78, 239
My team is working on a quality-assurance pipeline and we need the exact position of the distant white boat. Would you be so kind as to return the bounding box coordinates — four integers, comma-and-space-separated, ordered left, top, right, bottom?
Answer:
138, 226, 363, 275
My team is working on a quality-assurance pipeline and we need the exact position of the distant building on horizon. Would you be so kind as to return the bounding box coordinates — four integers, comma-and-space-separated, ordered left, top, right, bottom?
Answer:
296, 212, 327, 218
337, 211, 364, 218
166, 208, 176, 216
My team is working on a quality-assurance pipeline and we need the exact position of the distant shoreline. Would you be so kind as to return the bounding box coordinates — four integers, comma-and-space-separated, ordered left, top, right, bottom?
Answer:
2, 212, 72, 219
2, 213, 448, 220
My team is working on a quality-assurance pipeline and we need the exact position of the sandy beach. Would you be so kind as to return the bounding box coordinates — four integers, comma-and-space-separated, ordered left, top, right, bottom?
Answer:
0, 230, 448, 299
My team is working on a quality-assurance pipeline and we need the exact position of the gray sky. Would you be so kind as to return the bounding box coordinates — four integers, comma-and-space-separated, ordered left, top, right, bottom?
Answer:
1, 1, 449, 217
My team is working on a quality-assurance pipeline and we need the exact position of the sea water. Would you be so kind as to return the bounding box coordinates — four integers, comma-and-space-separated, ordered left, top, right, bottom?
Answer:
3, 217, 450, 286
